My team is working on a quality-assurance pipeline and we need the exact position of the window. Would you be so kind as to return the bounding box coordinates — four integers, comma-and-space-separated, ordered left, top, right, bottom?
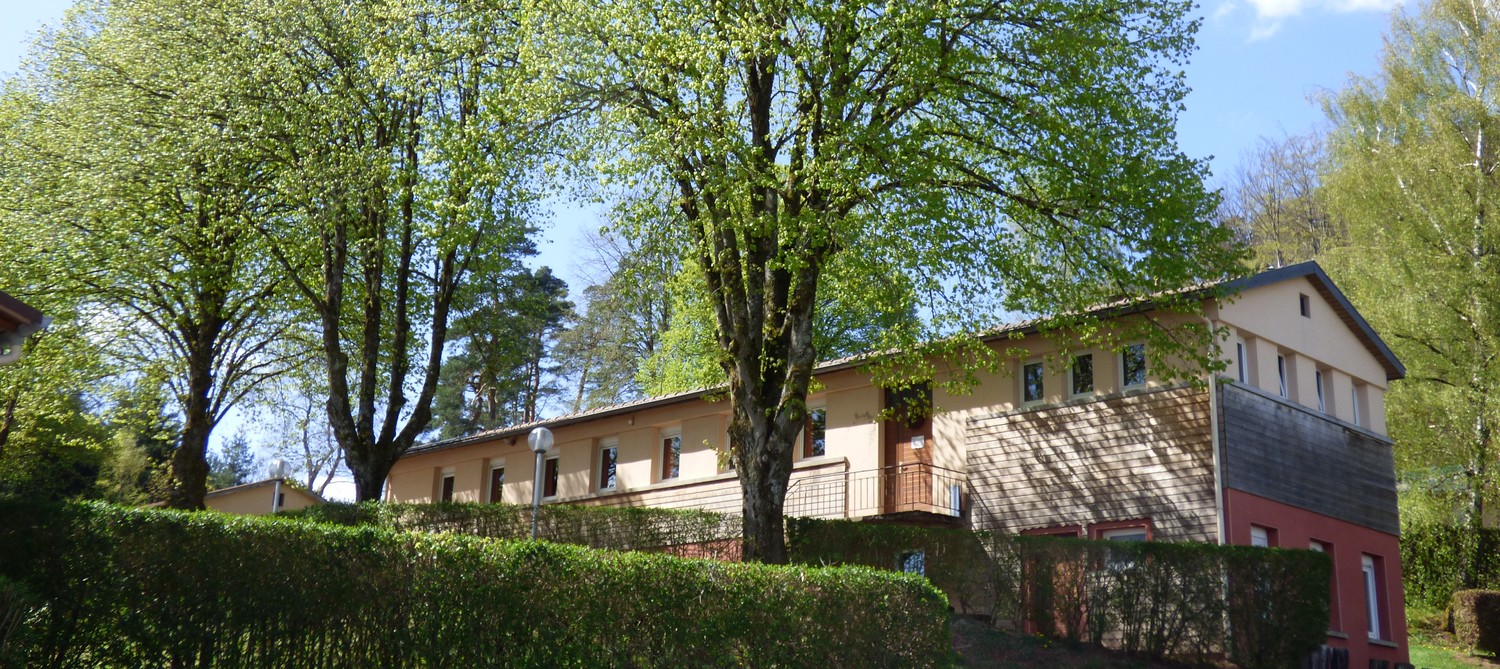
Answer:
1352, 384, 1364, 426
1022, 360, 1045, 403
1250, 525, 1277, 548
1070, 353, 1095, 397
543, 456, 559, 498
899, 550, 926, 576
488, 465, 505, 503
1022, 525, 1083, 538
804, 406, 827, 458
1121, 343, 1147, 389
598, 441, 618, 491
495, 465, 513, 501
1315, 370, 1326, 413
1277, 355, 1289, 398
439, 473, 455, 503
660, 431, 682, 480
277, 492, 285, 509
1311, 540, 1342, 630
1363, 554, 1384, 640
1100, 527, 1148, 542
1236, 338, 1249, 384
1299, 293, 1311, 318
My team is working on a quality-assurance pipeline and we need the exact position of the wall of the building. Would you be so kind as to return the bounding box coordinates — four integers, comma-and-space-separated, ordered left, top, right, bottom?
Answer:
206, 482, 322, 516
1216, 276, 1389, 434
964, 385, 1218, 543
1224, 489, 1408, 668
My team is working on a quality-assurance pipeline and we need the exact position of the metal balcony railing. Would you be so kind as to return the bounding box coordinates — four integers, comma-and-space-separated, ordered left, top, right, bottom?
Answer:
785, 463, 966, 520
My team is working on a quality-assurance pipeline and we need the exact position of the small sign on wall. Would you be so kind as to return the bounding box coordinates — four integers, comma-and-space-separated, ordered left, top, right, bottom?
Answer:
911, 435, 925, 449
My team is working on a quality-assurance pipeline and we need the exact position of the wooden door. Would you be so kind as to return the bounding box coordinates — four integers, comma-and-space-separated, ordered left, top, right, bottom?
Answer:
883, 382, 933, 513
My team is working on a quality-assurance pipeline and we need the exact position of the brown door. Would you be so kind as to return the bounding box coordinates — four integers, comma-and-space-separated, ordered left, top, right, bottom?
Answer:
883, 383, 933, 513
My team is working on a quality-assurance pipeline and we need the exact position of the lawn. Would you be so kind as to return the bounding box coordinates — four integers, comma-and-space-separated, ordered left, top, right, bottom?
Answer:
1406, 606, 1500, 669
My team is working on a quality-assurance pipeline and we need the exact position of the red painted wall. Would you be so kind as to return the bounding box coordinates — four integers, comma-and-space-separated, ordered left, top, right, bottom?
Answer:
1224, 488, 1408, 667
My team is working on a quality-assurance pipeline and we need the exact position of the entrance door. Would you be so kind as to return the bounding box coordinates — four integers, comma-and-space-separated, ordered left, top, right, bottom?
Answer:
883, 382, 933, 514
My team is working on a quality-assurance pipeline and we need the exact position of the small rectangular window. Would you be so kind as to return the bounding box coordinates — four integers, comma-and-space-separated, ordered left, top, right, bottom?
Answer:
1100, 527, 1148, 542
1022, 361, 1045, 403
598, 443, 618, 491
543, 457, 559, 498
661, 432, 681, 480
1300, 293, 1311, 318
1250, 525, 1276, 548
1236, 340, 1248, 384
1070, 354, 1094, 397
1352, 384, 1364, 426
1363, 554, 1383, 640
1277, 355, 1289, 398
1315, 370, 1326, 413
440, 474, 455, 503
1121, 344, 1147, 388
804, 407, 827, 458
489, 466, 505, 503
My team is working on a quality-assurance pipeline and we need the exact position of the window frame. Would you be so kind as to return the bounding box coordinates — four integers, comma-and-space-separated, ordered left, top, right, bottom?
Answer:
803, 405, 827, 458
660, 429, 682, 481
1352, 384, 1364, 427
1069, 353, 1095, 398
1363, 554, 1384, 640
439, 468, 455, 503
598, 439, 619, 492
1021, 359, 1046, 405
1090, 518, 1152, 542
1249, 524, 1277, 548
1299, 293, 1312, 318
1315, 369, 1326, 413
488, 461, 506, 504
1120, 343, 1147, 390
1236, 338, 1249, 384
1277, 354, 1289, 398
542, 455, 560, 499
1021, 524, 1083, 538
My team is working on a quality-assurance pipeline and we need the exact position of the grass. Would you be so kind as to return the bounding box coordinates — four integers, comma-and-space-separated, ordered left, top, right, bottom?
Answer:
1406, 605, 1500, 669
950, 617, 1207, 669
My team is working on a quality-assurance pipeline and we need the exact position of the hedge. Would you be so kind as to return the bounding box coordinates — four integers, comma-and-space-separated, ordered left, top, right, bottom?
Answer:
787, 517, 1330, 669
287, 501, 743, 559
1452, 590, 1500, 655
1401, 523, 1500, 610
0, 499, 950, 668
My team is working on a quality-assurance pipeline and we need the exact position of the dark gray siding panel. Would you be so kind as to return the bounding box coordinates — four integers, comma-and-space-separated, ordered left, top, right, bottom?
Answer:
966, 386, 1217, 543
1219, 382, 1398, 535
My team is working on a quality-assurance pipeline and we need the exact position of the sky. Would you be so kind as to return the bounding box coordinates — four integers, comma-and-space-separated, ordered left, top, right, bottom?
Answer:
0, 0, 1400, 498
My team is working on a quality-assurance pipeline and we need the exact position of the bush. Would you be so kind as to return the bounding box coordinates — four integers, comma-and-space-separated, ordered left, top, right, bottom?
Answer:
288, 501, 743, 558
0, 499, 949, 668
787, 517, 1329, 669
1401, 523, 1500, 609
1452, 590, 1500, 655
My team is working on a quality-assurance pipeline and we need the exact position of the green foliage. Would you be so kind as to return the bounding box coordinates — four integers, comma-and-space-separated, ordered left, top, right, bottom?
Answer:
206, 431, 260, 490
787, 518, 1329, 669
0, 499, 950, 668
1400, 523, 1500, 610
1451, 590, 1500, 655
288, 501, 743, 557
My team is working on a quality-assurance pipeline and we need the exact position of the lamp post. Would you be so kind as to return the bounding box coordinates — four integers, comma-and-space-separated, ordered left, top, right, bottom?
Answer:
268, 459, 291, 514
527, 427, 553, 539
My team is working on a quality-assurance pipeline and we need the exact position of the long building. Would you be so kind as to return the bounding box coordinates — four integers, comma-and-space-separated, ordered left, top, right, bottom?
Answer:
388, 261, 1409, 668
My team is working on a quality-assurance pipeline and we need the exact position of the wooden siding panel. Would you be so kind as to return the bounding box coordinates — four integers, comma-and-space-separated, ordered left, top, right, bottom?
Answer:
1219, 383, 1399, 534
965, 386, 1217, 543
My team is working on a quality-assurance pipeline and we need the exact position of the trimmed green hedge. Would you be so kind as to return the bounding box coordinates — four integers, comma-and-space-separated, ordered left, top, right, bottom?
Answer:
1452, 590, 1500, 655
0, 500, 950, 668
1401, 523, 1500, 609
287, 501, 743, 558
787, 518, 1329, 669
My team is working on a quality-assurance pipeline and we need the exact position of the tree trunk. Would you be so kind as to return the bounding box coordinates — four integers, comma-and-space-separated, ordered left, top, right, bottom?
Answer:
166, 349, 218, 510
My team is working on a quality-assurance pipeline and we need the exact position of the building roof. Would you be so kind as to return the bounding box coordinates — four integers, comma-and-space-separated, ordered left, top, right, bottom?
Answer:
0, 290, 44, 334
206, 478, 326, 503
403, 261, 1403, 459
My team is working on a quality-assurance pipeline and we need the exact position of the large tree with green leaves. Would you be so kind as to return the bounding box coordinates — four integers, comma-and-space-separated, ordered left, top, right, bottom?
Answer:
525, 0, 1243, 562
240, 0, 546, 500
1322, 0, 1500, 587
0, 0, 298, 509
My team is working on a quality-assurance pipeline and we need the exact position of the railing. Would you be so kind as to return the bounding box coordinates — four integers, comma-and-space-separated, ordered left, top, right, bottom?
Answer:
786, 463, 966, 520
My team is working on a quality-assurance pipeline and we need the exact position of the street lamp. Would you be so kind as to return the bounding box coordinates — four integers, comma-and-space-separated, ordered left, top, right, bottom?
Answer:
268, 459, 291, 514
527, 427, 553, 539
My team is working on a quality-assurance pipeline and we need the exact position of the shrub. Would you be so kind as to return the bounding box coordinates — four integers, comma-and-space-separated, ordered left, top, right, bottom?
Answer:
788, 517, 1329, 669
1401, 523, 1500, 609
0, 499, 949, 668
1452, 590, 1500, 655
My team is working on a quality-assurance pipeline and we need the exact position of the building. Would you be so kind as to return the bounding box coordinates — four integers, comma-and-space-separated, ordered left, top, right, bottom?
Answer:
388, 262, 1409, 668
204, 478, 325, 516
0, 290, 49, 365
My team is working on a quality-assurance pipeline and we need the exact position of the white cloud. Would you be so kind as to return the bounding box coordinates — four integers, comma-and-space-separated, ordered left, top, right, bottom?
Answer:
1211, 1, 1237, 21
1234, 0, 1398, 40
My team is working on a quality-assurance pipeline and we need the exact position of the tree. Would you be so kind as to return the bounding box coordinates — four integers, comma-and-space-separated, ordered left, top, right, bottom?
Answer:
206, 431, 259, 490
96, 374, 183, 505
433, 266, 571, 438
243, 0, 547, 500
1219, 132, 1345, 269
526, 0, 1242, 562
1321, 0, 1500, 588
0, 0, 299, 509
